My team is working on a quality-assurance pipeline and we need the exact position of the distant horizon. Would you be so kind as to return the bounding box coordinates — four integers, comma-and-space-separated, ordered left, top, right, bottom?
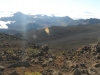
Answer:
0, 11, 100, 29
0, 11, 100, 20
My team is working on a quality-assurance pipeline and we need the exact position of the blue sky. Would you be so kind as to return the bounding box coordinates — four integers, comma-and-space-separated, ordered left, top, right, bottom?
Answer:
0, 0, 100, 19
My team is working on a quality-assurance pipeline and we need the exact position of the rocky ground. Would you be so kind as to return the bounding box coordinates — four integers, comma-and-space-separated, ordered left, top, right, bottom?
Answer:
0, 33, 100, 75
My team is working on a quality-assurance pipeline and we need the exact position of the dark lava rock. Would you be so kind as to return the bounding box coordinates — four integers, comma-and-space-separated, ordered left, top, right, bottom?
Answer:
71, 63, 79, 68
41, 61, 49, 67
48, 58, 54, 62
94, 63, 100, 68
41, 70, 48, 75
96, 47, 100, 53
9, 71, 19, 75
96, 54, 100, 59
0, 55, 3, 61
73, 69, 81, 75
7, 61, 31, 68
34, 59, 39, 64
11, 56, 20, 60
0, 65, 5, 74
80, 63, 87, 68
81, 69, 89, 74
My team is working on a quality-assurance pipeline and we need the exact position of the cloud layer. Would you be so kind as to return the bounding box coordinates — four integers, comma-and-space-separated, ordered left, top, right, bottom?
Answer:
0, 21, 11, 29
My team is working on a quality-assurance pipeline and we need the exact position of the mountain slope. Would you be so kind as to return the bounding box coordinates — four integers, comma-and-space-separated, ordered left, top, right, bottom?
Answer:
25, 24, 100, 49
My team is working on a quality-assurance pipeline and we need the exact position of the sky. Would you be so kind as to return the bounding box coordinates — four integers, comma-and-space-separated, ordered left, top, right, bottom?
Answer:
0, 0, 100, 19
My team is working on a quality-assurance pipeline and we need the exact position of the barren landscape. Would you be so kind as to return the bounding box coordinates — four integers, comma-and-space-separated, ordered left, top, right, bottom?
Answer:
0, 32, 100, 75
0, 11, 100, 75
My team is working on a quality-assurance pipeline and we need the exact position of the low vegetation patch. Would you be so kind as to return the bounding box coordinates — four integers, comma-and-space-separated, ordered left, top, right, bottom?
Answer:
25, 72, 42, 75
7, 49, 14, 54
26, 48, 40, 56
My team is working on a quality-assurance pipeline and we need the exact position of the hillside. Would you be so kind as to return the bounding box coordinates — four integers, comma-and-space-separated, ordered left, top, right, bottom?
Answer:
25, 24, 100, 49
0, 12, 100, 50
0, 33, 100, 75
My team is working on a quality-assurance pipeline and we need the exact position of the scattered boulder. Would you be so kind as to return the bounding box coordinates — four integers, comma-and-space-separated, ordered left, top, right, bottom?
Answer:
0, 55, 3, 61
58, 72, 63, 75
52, 69, 62, 75
51, 55, 56, 59
41, 70, 48, 75
22, 56, 29, 61
38, 56, 44, 61
11, 56, 20, 61
48, 58, 54, 62
91, 52, 97, 55
9, 71, 19, 75
7, 61, 31, 68
93, 63, 100, 68
96, 47, 100, 53
41, 44, 49, 54
81, 69, 89, 74
80, 63, 87, 68
71, 63, 79, 69
41, 61, 49, 67
73, 68, 81, 75
34, 59, 39, 64
96, 54, 100, 59
0, 65, 5, 73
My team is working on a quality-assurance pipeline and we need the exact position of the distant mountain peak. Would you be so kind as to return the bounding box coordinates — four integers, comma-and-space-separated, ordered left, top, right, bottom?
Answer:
0, 11, 100, 31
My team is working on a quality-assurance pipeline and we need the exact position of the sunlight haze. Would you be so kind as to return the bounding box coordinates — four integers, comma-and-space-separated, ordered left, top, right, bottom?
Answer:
0, 0, 100, 19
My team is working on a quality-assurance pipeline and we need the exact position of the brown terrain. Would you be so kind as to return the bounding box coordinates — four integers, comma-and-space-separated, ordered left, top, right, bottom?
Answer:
0, 32, 100, 75
26, 24, 100, 49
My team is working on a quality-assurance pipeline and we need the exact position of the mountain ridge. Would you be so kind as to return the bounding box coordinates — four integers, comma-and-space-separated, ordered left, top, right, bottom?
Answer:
0, 12, 100, 32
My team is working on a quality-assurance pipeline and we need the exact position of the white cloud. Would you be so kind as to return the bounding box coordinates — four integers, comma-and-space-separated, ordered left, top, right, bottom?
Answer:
0, 21, 11, 29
